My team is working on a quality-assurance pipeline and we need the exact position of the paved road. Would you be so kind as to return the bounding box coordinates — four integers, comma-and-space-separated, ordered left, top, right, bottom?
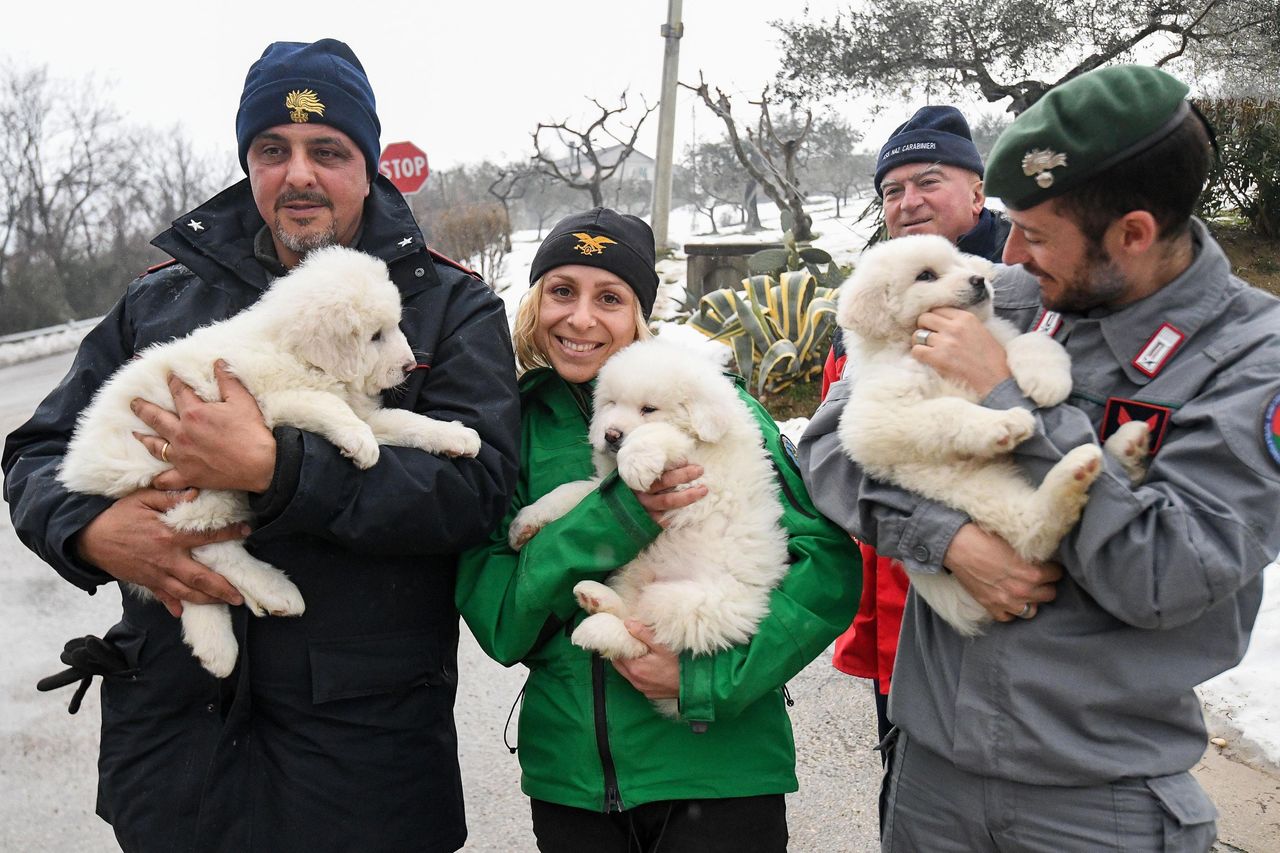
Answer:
0, 352, 881, 852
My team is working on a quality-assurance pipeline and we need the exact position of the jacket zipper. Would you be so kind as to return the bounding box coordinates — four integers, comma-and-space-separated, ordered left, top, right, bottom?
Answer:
591, 653, 624, 813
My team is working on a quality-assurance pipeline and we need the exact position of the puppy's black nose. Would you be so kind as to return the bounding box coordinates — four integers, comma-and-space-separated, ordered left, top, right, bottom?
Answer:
604, 428, 623, 450
969, 276, 989, 303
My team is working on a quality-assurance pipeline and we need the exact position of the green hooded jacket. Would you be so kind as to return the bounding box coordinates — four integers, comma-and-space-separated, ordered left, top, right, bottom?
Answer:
456, 367, 861, 812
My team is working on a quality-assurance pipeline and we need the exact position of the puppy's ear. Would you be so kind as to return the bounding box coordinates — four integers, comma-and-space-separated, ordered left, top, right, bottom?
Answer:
684, 374, 737, 442
282, 303, 365, 383
837, 276, 899, 343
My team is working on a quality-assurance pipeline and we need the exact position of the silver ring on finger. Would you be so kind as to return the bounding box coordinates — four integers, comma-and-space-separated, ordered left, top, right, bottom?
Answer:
1017, 602, 1034, 619
913, 328, 933, 347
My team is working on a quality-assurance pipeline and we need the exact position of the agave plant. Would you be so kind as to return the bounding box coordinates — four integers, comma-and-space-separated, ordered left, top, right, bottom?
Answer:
684, 262, 838, 397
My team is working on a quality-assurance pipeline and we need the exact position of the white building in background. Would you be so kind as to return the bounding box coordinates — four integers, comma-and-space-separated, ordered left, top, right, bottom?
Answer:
555, 144, 655, 184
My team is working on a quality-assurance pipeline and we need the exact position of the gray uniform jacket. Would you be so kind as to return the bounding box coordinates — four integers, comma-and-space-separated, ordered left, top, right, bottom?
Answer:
799, 219, 1280, 786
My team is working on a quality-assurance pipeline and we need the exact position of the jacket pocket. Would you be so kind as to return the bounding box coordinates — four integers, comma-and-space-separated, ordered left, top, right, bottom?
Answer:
308, 630, 447, 704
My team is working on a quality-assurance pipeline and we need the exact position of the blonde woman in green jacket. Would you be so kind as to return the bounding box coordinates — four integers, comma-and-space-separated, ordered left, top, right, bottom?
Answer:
456, 208, 860, 852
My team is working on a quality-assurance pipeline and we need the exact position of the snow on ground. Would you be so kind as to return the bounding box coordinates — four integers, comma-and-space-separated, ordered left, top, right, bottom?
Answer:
0, 320, 96, 369
5, 196, 1276, 770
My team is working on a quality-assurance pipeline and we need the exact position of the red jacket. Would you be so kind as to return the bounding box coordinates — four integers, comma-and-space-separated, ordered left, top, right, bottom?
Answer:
821, 346, 909, 695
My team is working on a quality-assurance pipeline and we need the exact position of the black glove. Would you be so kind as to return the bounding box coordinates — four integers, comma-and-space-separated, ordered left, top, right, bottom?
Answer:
36, 635, 137, 714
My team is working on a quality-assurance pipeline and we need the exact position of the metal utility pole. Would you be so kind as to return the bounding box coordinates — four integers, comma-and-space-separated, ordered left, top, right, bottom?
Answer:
650, 0, 683, 253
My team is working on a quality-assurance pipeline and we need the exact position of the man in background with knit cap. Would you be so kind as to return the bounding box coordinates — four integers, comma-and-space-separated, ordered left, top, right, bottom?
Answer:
4, 38, 519, 852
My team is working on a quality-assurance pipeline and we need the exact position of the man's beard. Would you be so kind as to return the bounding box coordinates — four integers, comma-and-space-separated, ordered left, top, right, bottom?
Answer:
1037, 241, 1129, 313
273, 190, 337, 255
274, 216, 338, 255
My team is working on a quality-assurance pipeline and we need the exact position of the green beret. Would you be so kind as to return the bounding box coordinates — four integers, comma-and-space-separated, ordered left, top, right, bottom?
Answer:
985, 65, 1191, 209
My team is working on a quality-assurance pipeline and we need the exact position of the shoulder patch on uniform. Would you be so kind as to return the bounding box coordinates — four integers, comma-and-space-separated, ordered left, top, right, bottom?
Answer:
1264, 391, 1280, 467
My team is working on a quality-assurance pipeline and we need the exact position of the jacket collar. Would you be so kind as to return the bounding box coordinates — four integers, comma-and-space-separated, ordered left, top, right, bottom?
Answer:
151, 174, 426, 293
1095, 218, 1231, 384
956, 208, 1010, 265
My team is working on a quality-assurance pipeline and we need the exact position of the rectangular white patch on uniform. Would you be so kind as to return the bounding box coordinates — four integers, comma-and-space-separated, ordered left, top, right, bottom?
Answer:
1032, 310, 1063, 337
1133, 323, 1185, 377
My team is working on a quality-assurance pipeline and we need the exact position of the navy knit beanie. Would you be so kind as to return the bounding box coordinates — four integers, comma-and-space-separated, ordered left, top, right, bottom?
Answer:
236, 39, 381, 177
874, 106, 984, 196
529, 208, 660, 319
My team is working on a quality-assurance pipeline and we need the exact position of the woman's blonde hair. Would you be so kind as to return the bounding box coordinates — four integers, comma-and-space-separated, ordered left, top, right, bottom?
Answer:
513, 276, 652, 376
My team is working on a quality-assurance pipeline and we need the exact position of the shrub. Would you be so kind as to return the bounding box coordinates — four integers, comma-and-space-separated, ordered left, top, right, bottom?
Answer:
1196, 98, 1280, 239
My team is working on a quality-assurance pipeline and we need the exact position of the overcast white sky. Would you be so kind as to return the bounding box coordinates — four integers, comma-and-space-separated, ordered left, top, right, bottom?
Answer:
0, 0, 960, 176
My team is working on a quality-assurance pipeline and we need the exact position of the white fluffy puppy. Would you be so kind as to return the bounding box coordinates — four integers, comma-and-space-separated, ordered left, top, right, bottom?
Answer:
835, 235, 1147, 635
59, 245, 481, 676
508, 335, 790, 717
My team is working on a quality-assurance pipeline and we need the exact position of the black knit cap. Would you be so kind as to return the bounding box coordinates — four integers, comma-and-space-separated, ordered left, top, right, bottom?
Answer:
529, 208, 659, 318
236, 39, 381, 177
874, 105, 985, 196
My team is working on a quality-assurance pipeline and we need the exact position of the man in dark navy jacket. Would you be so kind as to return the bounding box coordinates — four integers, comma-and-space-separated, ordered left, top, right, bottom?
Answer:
3, 38, 519, 853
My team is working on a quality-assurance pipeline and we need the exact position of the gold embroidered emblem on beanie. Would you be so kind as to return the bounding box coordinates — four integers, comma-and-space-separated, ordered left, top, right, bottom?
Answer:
573, 233, 617, 256
285, 89, 325, 123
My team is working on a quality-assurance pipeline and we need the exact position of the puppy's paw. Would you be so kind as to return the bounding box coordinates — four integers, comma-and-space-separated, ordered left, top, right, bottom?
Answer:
438, 422, 481, 458
1014, 367, 1073, 409
180, 604, 238, 678
508, 506, 546, 551
571, 613, 648, 660
616, 442, 670, 492
573, 580, 625, 616
1049, 443, 1105, 494
333, 427, 380, 469
1006, 333, 1073, 407
994, 408, 1037, 450
1104, 419, 1150, 464
239, 574, 306, 618
961, 408, 1036, 456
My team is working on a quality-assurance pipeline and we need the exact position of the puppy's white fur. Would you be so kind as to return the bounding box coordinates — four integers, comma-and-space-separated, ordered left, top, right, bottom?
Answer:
835, 235, 1147, 635
59, 246, 480, 676
509, 335, 790, 717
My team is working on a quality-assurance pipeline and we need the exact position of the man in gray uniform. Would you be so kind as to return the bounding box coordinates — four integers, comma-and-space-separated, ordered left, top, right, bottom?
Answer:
800, 64, 1280, 851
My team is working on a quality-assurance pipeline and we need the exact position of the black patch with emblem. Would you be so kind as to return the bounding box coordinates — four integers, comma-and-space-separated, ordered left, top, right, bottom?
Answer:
1100, 397, 1173, 455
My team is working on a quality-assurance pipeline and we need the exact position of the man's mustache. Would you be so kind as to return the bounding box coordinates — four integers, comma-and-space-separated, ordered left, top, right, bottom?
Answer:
275, 191, 332, 211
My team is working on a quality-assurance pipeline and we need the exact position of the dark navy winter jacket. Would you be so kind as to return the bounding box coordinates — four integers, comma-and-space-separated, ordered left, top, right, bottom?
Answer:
2, 175, 520, 853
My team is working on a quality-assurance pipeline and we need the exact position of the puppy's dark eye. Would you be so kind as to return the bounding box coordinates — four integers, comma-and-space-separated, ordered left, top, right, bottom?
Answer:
640, 405, 658, 415
371, 330, 382, 342
916, 269, 937, 282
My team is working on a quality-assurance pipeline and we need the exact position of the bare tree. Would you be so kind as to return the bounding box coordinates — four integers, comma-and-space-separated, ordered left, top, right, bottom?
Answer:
681, 76, 815, 241
0, 63, 138, 330
681, 138, 750, 233
532, 92, 656, 207
486, 160, 534, 251
800, 115, 869, 218
773, 0, 1279, 115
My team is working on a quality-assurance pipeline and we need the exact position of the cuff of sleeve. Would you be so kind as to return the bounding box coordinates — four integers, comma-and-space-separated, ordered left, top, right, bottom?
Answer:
247, 426, 303, 522
597, 471, 662, 548
983, 377, 1035, 411
897, 504, 970, 574
678, 652, 715, 723
56, 497, 119, 593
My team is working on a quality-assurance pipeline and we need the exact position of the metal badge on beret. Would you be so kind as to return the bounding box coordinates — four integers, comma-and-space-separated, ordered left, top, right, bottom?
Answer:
1021, 149, 1068, 189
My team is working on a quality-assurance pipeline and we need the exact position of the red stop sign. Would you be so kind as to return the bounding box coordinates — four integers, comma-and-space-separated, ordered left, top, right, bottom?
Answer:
378, 141, 430, 194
